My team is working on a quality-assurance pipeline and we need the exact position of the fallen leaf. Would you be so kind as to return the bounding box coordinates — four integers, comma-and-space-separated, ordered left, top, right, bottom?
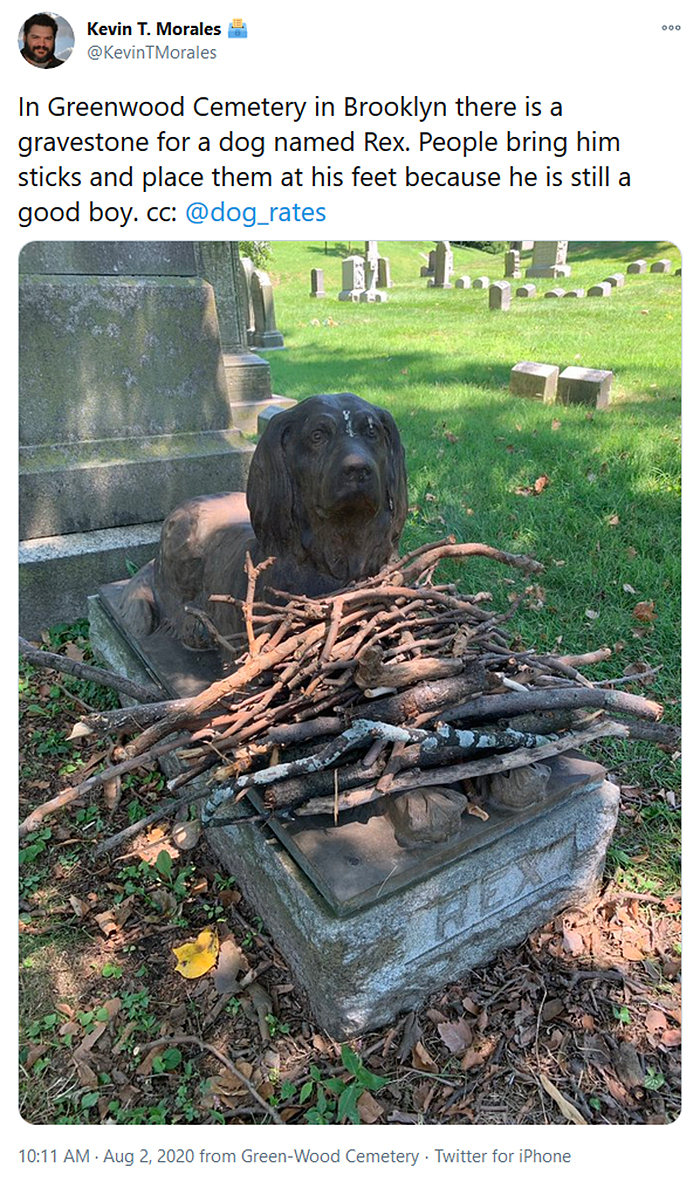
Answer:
68, 895, 91, 919
94, 910, 118, 938
622, 583, 637, 595
542, 998, 565, 1022
411, 1040, 439, 1073
172, 928, 220, 979
551, 419, 562, 431
539, 1074, 587, 1124
25, 1044, 49, 1070
437, 1018, 473, 1054
633, 600, 657, 623
562, 929, 585, 956
533, 475, 550, 495
613, 1040, 644, 1089
585, 609, 600, 620
357, 1090, 385, 1124
213, 937, 249, 995
608, 514, 620, 526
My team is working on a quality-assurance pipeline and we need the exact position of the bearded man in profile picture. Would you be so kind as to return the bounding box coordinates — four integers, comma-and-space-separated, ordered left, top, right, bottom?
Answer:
21, 13, 65, 67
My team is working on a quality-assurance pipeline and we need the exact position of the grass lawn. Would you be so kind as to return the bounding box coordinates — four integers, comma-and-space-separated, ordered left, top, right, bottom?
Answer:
262, 239, 681, 891
19, 241, 681, 1125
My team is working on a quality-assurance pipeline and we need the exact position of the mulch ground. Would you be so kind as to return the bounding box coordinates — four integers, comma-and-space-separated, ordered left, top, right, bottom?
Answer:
19, 637, 681, 1126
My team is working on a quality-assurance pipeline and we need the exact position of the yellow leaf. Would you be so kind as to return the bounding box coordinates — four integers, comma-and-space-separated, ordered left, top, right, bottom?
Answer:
172, 928, 220, 979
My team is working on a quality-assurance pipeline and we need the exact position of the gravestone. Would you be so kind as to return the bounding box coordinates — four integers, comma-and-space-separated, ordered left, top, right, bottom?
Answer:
18, 241, 292, 635
309, 268, 326, 298
604, 273, 625, 288
473, 276, 490, 289
544, 288, 565, 298
239, 254, 256, 344
250, 269, 285, 348
505, 249, 521, 279
564, 289, 585, 298
455, 276, 471, 289
557, 366, 613, 408
587, 282, 612, 297
511, 241, 534, 251
427, 241, 453, 288
377, 256, 392, 288
526, 241, 571, 279
338, 255, 365, 301
359, 245, 388, 302
675, 268, 682, 276
627, 260, 647, 274
651, 259, 671, 273
420, 248, 436, 278
509, 361, 559, 401
489, 281, 511, 310
516, 284, 537, 298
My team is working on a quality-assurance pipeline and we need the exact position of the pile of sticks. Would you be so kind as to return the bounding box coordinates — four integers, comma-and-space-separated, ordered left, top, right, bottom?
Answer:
18, 540, 678, 847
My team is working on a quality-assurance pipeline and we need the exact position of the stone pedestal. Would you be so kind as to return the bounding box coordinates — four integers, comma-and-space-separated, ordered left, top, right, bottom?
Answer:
88, 596, 617, 1039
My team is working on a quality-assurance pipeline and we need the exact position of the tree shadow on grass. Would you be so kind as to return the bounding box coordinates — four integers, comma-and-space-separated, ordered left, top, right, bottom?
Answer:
569, 241, 677, 264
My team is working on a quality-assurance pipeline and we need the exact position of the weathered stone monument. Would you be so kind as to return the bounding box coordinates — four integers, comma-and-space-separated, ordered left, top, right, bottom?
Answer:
427, 241, 453, 289
564, 289, 585, 298
627, 260, 647, 274
359, 242, 388, 303
309, 268, 326, 298
527, 241, 571, 279
544, 288, 566, 299
651, 259, 671, 273
249, 269, 285, 348
377, 256, 392, 288
510, 362, 559, 401
557, 366, 613, 408
516, 284, 536, 298
473, 276, 490, 290
511, 241, 534, 251
19, 241, 292, 636
505, 249, 521, 279
455, 276, 471, 289
420, 248, 436, 278
604, 273, 625, 288
489, 281, 511, 311
588, 282, 612, 297
338, 255, 365, 301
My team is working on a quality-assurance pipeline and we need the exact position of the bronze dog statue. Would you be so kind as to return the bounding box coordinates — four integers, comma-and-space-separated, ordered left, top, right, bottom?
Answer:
119, 393, 408, 650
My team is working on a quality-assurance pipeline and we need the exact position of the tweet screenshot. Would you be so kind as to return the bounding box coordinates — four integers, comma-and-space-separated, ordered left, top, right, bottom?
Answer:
9, 0, 691, 1172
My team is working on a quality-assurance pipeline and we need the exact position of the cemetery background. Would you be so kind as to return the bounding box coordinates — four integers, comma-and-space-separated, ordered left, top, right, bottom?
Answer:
19, 241, 681, 1125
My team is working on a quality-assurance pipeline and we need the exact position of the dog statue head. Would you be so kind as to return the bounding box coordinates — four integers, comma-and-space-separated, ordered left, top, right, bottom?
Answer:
246, 393, 408, 585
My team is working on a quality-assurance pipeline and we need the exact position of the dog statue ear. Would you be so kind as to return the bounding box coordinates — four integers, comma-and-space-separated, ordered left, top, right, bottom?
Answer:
246, 411, 295, 554
379, 409, 409, 550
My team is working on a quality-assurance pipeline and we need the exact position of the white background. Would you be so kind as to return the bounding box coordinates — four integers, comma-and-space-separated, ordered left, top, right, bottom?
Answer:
5, 1, 693, 1173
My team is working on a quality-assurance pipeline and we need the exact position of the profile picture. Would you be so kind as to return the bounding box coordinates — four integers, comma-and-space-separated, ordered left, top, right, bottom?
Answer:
18, 12, 74, 67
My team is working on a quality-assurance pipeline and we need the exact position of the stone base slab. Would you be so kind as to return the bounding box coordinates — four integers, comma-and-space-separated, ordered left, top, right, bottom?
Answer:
206, 768, 618, 1036
20, 523, 162, 637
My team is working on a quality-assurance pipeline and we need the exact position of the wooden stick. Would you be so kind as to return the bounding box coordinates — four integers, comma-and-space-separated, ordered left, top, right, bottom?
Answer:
398, 543, 544, 584
19, 637, 162, 704
297, 720, 628, 815
438, 686, 664, 725
19, 736, 188, 836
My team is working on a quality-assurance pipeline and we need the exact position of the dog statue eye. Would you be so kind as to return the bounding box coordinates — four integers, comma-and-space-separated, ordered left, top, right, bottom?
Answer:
310, 427, 327, 444
364, 421, 378, 438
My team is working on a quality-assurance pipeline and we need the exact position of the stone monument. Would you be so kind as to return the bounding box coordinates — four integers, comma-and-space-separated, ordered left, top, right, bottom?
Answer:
249, 269, 285, 348
338, 255, 365, 301
526, 241, 571, 279
427, 241, 453, 288
309, 268, 326, 298
505, 249, 521, 279
19, 241, 293, 636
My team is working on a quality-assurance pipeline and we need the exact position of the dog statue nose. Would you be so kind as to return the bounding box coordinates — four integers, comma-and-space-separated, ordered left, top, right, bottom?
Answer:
342, 457, 372, 482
